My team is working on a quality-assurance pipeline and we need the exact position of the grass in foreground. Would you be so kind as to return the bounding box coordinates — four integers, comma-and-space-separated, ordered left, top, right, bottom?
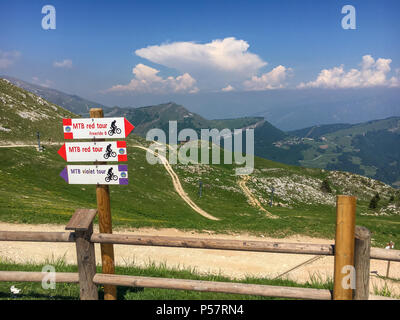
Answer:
0, 258, 333, 300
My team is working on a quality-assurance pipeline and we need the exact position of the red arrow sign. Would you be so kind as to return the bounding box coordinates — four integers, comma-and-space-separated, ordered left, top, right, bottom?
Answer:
58, 141, 128, 162
63, 117, 135, 139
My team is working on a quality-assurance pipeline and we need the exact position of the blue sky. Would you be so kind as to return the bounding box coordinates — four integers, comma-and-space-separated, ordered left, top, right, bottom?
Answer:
0, 0, 399, 110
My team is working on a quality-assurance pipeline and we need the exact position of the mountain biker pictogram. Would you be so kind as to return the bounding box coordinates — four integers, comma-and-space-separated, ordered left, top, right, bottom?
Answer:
105, 167, 118, 182
108, 120, 121, 136
104, 144, 117, 159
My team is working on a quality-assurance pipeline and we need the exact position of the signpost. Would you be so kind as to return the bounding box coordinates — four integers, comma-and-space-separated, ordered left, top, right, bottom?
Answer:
59, 109, 134, 300
58, 141, 128, 162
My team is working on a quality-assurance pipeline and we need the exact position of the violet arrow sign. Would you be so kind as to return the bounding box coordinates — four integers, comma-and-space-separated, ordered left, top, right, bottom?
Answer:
60, 165, 129, 185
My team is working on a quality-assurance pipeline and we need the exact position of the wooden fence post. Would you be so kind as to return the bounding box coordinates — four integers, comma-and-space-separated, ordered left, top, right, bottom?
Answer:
354, 226, 371, 300
66, 209, 98, 300
90, 108, 117, 300
333, 195, 356, 300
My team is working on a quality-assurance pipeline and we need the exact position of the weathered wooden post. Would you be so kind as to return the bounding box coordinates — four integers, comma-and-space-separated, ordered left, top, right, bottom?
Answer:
333, 195, 356, 300
66, 209, 98, 300
386, 261, 391, 278
90, 108, 117, 300
354, 225, 371, 300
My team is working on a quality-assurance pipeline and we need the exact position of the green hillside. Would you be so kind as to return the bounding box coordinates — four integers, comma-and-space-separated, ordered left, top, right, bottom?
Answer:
0, 78, 75, 144
0, 78, 399, 247
289, 123, 354, 139
3, 75, 400, 186
0, 139, 399, 246
272, 117, 400, 186
104, 102, 263, 138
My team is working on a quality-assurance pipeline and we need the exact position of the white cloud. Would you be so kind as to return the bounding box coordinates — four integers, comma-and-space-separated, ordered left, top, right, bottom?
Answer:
0, 50, 21, 68
221, 85, 235, 92
298, 55, 400, 88
243, 65, 290, 90
108, 37, 290, 93
134, 37, 281, 90
107, 63, 199, 94
136, 37, 266, 75
53, 59, 73, 68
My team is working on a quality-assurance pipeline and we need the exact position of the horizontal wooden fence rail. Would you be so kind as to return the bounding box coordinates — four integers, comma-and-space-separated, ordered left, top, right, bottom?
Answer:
370, 247, 400, 262
93, 274, 332, 300
0, 271, 79, 283
1, 231, 399, 262
0, 231, 75, 242
90, 234, 335, 255
0, 270, 395, 300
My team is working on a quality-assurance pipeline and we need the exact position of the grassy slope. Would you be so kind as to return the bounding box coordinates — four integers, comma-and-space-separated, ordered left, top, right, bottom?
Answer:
0, 135, 398, 247
0, 78, 75, 144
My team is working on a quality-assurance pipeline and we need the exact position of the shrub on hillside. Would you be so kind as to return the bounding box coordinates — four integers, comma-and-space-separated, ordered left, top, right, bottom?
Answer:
369, 193, 381, 209
320, 179, 332, 194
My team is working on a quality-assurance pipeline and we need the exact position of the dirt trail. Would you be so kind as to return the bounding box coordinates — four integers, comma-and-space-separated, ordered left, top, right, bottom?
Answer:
132, 145, 219, 221
0, 143, 218, 221
0, 143, 62, 148
0, 222, 398, 296
237, 175, 277, 219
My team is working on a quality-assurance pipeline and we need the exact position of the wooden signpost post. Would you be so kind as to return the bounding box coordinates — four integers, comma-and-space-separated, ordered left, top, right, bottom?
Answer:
333, 195, 356, 300
59, 108, 135, 300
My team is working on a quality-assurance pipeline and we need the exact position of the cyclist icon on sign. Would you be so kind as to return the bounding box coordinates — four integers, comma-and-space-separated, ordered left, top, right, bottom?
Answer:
108, 120, 121, 136
105, 167, 118, 182
104, 144, 117, 159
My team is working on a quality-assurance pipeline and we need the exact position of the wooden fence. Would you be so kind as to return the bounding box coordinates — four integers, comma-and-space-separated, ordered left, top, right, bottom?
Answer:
0, 197, 399, 300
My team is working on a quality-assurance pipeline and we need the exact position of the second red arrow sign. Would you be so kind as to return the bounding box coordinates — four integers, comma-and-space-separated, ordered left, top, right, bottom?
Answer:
58, 141, 128, 162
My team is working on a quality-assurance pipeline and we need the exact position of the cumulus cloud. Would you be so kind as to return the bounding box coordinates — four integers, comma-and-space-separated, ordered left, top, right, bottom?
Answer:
136, 37, 266, 76
298, 55, 400, 88
0, 50, 21, 68
243, 65, 290, 90
108, 37, 290, 93
134, 37, 287, 91
53, 59, 73, 68
221, 85, 235, 92
107, 63, 199, 94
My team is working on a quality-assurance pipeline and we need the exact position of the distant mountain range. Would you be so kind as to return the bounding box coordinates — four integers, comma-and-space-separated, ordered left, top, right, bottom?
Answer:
172, 88, 400, 131
2, 76, 399, 186
103, 103, 264, 137
1, 75, 108, 115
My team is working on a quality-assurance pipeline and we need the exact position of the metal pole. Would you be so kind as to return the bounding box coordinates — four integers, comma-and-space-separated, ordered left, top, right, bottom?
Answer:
270, 186, 275, 207
36, 131, 41, 151
199, 180, 203, 198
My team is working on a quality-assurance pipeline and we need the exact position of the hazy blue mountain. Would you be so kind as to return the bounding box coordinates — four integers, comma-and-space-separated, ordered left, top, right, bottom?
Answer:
1, 75, 108, 115
170, 88, 400, 131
